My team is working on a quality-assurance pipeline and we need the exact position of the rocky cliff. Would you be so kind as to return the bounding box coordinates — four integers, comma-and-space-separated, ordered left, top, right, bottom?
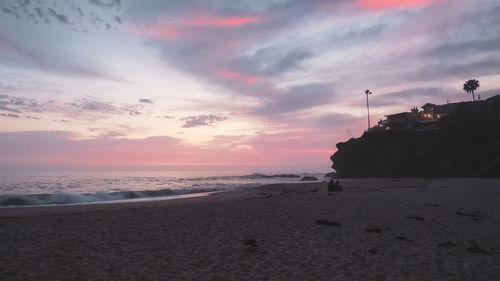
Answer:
331, 104, 500, 178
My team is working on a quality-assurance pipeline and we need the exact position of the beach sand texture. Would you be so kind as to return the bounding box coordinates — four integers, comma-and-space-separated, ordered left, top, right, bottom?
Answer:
1, 178, 500, 281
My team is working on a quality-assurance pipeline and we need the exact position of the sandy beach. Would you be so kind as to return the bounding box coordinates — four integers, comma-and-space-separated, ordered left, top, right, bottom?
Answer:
1, 178, 500, 281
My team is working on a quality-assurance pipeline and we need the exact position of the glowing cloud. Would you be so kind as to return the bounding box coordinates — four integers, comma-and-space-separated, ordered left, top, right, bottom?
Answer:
138, 12, 265, 39
180, 15, 263, 27
219, 70, 259, 84
141, 26, 179, 38
356, 0, 439, 10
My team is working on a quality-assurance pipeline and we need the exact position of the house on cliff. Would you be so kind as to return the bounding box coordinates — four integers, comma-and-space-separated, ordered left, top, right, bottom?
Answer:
375, 94, 500, 131
378, 107, 420, 130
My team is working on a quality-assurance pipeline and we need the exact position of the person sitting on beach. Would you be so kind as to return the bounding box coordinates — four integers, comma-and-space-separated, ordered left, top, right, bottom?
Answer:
328, 179, 342, 192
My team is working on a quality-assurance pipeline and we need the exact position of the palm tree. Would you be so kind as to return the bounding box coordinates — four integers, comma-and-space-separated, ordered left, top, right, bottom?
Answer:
463, 79, 480, 101
364, 89, 373, 131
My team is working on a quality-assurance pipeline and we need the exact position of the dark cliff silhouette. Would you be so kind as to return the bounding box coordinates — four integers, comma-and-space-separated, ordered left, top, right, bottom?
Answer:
331, 95, 500, 178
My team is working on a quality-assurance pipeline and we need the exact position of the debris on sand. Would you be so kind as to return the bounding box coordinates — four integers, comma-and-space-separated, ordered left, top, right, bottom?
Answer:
244, 239, 257, 248
407, 216, 425, 221
456, 211, 480, 221
395, 236, 414, 243
438, 241, 457, 248
365, 227, 383, 233
465, 242, 491, 255
315, 219, 342, 226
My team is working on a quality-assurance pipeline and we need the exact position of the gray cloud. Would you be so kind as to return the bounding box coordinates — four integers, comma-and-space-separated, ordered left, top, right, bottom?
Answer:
255, 83, 334, 115
0, 104, 22, 113
47, 8, 69, 24
0, 95, 41, 113
89, 0, 122, 9
69, 99, 117, 113
234, 48, 311, 76
141, 0, 388, 123
156, 115, 175, 119
368, 87, 458, 108
408, 58, 500, 83
138, 98, 153, 104
1, 0, 500, 144
426, 38, 500, 59
0, 113, 19, 118
67, 98, 152, 117
10, 97, 25, 105
0, 28, 125, 81
273, 50, 311, 73
312, 113, 359, 129
475, 88, 500, 100
0, 0, 122, 31
379, 1, 500, 86
0, 95, 151, 119
181, 114, 228, 128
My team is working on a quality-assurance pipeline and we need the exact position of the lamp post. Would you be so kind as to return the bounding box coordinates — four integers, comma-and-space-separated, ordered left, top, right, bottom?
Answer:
364, 89, 372, 132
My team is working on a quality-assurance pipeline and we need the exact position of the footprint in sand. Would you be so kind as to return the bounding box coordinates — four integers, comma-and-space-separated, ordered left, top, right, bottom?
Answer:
438, 241, 456, 248
407, 215, 425, 221
364, 227, 383, 233
244, 239, 257, 248
465, 241, 491, 255
456, 211, 480, 221
243, 239, 266, 254
395, 236, 414, 243
315, 219, 342, 226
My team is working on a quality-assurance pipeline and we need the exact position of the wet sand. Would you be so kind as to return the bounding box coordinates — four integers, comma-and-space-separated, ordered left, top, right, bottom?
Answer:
1, 178, 500, 281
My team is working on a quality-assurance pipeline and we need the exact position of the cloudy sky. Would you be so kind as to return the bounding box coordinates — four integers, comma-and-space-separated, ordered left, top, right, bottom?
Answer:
1, 0, 499, 170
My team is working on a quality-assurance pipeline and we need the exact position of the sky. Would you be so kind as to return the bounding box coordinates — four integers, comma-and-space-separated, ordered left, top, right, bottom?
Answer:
0, 0, 499, 171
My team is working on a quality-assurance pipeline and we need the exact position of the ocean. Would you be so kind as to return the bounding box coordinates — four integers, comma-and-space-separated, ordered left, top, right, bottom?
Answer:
0, 168, 326, 207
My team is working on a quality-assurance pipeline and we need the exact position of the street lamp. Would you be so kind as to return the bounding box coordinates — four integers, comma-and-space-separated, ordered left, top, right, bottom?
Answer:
365, 89, 372, 132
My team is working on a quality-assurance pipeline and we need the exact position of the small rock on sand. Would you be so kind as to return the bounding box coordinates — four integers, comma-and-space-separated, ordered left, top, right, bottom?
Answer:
244, 239, 258, 247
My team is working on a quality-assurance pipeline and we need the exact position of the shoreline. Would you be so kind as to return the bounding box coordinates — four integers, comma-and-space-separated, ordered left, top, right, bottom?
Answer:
2, 178, 498, 217
2, 178, 500, 280
0, 182, 322, 217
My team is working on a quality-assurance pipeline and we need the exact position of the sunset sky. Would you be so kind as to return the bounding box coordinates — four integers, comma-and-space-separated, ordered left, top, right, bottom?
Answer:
1, 0, 499, 170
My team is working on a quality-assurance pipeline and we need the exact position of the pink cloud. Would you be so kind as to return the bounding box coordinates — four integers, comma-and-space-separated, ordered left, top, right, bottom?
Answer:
138, 11, 265, 39
0, 131, 338, 169
356, 0, 439, 10
179, 15, 263, 27
140, 26, 179, 38
219, 70, 259, 84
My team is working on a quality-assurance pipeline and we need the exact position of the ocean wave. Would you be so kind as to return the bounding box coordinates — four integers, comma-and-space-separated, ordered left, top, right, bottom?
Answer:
0, 171, 324, 207
173, 173, 302, 182
0, 187, 218, 207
